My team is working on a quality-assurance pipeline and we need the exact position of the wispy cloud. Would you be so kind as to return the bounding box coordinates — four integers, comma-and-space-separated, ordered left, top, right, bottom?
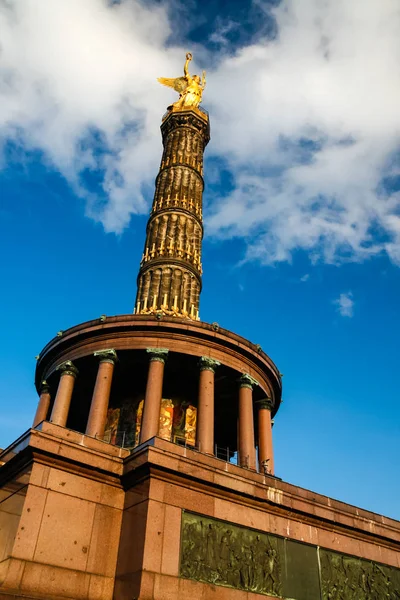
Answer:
334, 292, 354, 318
209, 20, 239, 48
300, 274, 310, 282
0, 0, 180, 231
1, 0, 400, 267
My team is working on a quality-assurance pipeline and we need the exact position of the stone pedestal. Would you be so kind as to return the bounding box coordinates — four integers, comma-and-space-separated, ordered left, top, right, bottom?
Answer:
0, 423, 127, 600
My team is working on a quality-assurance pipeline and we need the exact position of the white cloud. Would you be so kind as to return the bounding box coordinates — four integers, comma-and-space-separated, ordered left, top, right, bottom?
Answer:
334, 292, 354, 318
0, 0, 187, 231
206, 0, 400, 265
300, 274, 310, 282
1, 0, 400, 266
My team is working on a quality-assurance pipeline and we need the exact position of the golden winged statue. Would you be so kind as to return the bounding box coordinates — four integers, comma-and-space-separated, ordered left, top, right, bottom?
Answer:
158, 52, 206, 109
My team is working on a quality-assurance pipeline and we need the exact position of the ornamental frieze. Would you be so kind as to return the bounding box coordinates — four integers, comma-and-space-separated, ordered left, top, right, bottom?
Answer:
180, 512, 283, 596
180, 512, 400, 600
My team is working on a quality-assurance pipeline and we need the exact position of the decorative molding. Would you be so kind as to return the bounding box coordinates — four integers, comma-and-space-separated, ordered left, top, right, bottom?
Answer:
94, 349, 117, 364
256, 397, 273, 411
199, 356, 220, 373
146, 347, 169, 363
39, 380, 50, 394
56, 360, 78, 378
238, 373, 259, 390
161, 109, 210, 142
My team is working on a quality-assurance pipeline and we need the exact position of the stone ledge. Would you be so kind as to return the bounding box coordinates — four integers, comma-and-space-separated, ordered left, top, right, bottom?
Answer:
0, 424, 128, 491
125, 437, 400, 551
0, 557, 114, 600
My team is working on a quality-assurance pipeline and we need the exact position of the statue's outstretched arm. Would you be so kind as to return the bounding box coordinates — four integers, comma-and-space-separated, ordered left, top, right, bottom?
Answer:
202, 70, 206, 90
184, 52, 192, 78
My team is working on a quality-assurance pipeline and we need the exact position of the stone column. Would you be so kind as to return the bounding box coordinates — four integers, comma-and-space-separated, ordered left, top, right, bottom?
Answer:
86, 349, 117, 438
238, 374, 258, 469
32, 380, 51, 427
50, 361, 78, 427
140, 348, 168, 443
196, 357, 220, 454
257, 398, 274, 475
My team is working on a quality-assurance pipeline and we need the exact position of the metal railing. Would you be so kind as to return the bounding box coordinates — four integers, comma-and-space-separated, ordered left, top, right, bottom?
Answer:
98, 430, 136, 449
97, 431, 256, 469
96, 431, 274, 475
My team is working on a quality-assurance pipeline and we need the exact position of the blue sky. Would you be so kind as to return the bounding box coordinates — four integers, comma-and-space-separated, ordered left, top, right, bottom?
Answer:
1, 0, 400, 520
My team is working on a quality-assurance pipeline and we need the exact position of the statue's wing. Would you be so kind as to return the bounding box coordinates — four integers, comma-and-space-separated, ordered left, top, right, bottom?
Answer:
157, 76, 188, 94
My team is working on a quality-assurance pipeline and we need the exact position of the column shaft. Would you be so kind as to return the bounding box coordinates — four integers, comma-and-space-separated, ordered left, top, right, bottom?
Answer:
238, 384, 256, 469
33, 385, 51, 427
86, 359, 115, 438
140, 356, 166, 443
258, 405, 274, 475
50, 368, 77, 427
197, 369, 215, 454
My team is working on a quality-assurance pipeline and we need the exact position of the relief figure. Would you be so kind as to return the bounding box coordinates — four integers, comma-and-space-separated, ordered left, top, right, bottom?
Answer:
180, 512, 283, 596
320, 549, 400, 600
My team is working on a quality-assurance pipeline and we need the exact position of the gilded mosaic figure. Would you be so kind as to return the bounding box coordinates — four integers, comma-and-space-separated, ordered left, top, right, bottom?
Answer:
134, 399, 144, 445
159, 398, 174, 440
104, 407, 120, 444
185, 404, 197, 446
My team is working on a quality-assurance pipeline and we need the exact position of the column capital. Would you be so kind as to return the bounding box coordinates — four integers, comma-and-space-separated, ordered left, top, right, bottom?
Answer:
198, 356, 220, 373
238, 373, 259, 390
146, 347, 169, 363
94, 349, 118, 364
56, 360, 79, 378
39, 380, 50, 394
256, 397, 273, 411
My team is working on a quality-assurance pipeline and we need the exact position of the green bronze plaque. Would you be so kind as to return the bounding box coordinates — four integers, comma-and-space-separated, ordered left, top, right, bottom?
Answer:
180, 512, 284, 596
283, 539, 321, 600
320, 548, 400, 599
179, 512, 400, 599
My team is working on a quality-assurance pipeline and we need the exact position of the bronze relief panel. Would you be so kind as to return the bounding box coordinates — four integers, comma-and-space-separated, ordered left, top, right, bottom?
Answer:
180, 512, 400, 599
180, 512, 284, 596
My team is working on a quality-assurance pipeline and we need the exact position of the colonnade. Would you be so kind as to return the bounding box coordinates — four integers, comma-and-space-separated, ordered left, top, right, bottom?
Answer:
33, 348, 275, 475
